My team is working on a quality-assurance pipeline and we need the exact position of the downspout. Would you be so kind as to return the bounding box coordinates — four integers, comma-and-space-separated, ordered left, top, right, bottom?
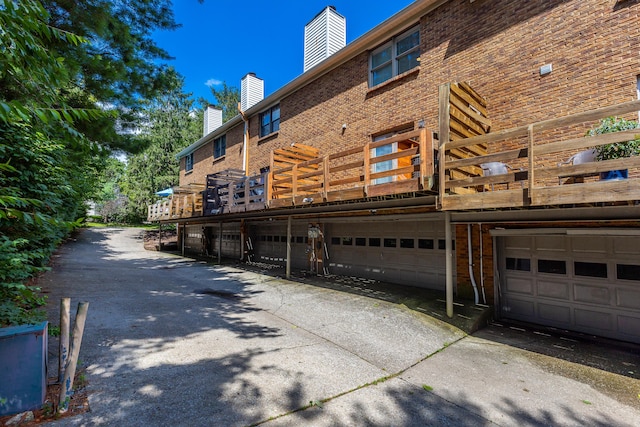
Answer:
239, 104, 249, 175
479, 223, 487, 304
467, 224, 479, 305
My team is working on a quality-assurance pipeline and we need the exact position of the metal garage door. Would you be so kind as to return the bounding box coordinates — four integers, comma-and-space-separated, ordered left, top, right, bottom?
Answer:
326, 219, 453, 290
250, 221, 309, 268
498, 232, 640, 344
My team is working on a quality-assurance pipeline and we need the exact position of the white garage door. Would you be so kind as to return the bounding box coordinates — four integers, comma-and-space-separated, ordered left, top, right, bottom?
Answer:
498, 232, 640, 344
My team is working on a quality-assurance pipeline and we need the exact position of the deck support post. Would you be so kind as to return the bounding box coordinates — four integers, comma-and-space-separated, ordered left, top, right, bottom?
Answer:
445, 211, 454, 318
218, 221, 223, 264
286, 216, 292, 279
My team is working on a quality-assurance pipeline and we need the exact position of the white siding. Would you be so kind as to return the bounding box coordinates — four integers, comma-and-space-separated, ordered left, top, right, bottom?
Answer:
303, 6, 346, 72
241, 73, 264, 112
203, 106, 222, 136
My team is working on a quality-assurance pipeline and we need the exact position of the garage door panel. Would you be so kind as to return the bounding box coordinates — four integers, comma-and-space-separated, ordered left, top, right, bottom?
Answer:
538, 280, 570, 300
538, 302, 571, 324
613, 237, 640, 255
617, 288, 640, 310
574, 284, 610, 305
618, 315, 640, 338
575, 309, 612, 332
504, 236, 532, 251
503, 297, 535, 318
505, 277, 533, 294
571, 236, 607, 254
536, 236, 568, 252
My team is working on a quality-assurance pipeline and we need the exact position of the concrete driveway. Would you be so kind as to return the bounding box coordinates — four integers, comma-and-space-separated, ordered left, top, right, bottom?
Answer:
42, 228, 640, 426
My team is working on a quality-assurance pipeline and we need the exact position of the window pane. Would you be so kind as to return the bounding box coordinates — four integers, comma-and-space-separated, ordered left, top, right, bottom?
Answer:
331, 237, 340, 245
342, 237, 353, 245
355, 238, 366, 246
372, 64, 392, 86
538, 259, 566, 275
267, 235, 273, 242
272, 118, 280, 133
400, 238, 414, 248
369, 238, 381, 247
418, 239, 434, 249
397, 50, 419, 74
296, 236, 304, 243
506, 257, 531, 272
574, 261, 607, 278
261, 111, 271, 127
617, 264, 640, 281
372, 46, 391, 68
384, 238, 396, 248
273, 236, 279, 242
271, 105, 280, 121
260, 124, 270, 137
396, 30, 419, 55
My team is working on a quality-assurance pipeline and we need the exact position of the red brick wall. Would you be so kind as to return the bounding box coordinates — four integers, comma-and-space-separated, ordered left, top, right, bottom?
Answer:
184, 0, 639, 183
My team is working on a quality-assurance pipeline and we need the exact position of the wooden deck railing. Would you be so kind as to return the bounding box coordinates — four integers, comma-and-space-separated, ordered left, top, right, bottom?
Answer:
439, 100, 640, 210
204, 170, 268, 215
268, 128, 435, 208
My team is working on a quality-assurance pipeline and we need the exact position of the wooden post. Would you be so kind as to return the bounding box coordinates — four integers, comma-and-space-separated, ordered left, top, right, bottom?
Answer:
286, 216, 292, 279
363, 143, 371, 195
58, 298, 70, 383
528, 124, 535, 203
58, 301, 89, 413
322, 155, 330, 201
292, 164, 298, 203
438, 83, 451, 208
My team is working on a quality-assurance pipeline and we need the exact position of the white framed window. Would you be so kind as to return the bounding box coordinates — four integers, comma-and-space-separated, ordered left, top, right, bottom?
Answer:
214, 134, 226, 159
369, 26, 420, 87
260, 104, 280, 137
185, 153, 194, 172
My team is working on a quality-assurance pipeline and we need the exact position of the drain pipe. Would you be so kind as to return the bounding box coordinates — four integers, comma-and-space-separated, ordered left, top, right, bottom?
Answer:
467, 224, 480, 305
479, 223, 487, 304
239, 105, 249, 174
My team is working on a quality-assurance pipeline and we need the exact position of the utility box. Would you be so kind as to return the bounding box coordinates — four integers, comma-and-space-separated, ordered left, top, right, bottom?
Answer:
0, 322, 48, 416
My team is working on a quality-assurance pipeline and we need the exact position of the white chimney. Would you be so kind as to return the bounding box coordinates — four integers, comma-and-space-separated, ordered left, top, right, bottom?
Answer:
303, 6, 346, 73
203, 105, 223, 136
240, 73, 264, 112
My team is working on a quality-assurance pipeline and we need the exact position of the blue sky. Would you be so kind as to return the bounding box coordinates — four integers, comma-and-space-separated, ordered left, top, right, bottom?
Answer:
153, 1, 415, 103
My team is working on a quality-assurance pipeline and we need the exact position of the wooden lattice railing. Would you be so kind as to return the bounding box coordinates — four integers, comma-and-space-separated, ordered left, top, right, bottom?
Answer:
439, 100, 640, 210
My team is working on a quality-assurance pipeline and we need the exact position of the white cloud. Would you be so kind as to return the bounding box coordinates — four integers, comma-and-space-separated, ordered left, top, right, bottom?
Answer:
204, 78, 223, 87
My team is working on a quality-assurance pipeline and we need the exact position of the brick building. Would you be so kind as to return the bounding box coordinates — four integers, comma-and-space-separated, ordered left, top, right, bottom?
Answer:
152, 0, 640, 344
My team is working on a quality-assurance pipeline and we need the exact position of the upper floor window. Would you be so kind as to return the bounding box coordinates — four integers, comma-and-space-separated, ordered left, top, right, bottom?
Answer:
185, 152, 194, 172
370, 26, 420, 87
260, 104, 280, 137
214, 134, 226, 159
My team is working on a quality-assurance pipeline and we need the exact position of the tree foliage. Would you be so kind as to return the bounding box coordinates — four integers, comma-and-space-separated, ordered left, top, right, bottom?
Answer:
0, 0, 190, 326
120, 74, 202, 222
207, 82, 240, 123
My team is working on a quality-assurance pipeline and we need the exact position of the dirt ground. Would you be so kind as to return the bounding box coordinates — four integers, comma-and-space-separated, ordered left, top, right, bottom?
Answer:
142, 228, 177, 251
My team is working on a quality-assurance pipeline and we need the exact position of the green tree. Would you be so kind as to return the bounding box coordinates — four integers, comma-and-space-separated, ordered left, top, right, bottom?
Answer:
121, 74, 202, 222
207, 82, 240, 123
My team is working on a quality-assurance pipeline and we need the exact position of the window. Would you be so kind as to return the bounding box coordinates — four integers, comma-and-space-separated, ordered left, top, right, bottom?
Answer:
400, 238, 414, 248
617, 264, 640, 281
574, 261, 607, 278
331, 237, 340, 245
369, 26, 420, 87
506, 258, 531, 272
214, 134, 226, 159
418, 239, 434, 249
384, 238, 397, 248
185, 153, 194, 172
538, 259, 566, 275
369, 238, 381, 247
355, 238, 366, 246
341, 237, 353, 245
260, 104, 280, 137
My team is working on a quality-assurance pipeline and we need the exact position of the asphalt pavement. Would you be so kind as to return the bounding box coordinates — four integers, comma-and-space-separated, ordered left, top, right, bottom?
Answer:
41, 227, 640, 426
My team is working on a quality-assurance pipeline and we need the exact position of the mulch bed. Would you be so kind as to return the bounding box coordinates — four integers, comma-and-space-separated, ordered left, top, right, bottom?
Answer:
143, 229, 177, 251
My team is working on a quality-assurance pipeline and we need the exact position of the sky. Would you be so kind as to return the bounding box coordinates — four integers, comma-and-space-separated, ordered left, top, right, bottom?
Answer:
152, 0, 416, 103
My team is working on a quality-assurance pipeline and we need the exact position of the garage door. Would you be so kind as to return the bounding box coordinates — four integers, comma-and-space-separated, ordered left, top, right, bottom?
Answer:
498, 233, 640, 344
326, 219, 454, 290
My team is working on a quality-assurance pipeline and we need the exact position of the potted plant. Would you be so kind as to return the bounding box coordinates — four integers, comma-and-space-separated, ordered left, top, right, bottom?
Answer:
588, 116, 640, 180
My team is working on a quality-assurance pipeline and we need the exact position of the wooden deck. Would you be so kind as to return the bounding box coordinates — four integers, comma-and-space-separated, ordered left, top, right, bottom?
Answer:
147, 79, 640, 222
439, 100, 640, 210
